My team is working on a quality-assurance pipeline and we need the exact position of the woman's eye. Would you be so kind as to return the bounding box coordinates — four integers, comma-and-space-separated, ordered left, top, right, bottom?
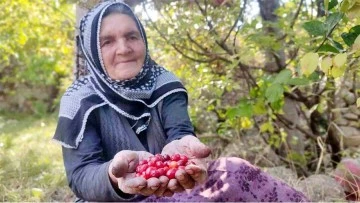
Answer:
128, 35, 139, 41
101, 40, 111, 47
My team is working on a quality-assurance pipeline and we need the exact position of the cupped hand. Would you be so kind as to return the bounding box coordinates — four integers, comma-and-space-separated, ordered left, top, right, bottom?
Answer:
109, 150, 173, 197
161, 135, 211, 193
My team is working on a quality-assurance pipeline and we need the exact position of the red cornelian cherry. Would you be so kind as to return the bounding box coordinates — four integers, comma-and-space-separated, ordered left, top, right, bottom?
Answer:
135, 153, 193, 179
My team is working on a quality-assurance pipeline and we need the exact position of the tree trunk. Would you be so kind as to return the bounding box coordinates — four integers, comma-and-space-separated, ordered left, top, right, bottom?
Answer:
257, 0, 286, 72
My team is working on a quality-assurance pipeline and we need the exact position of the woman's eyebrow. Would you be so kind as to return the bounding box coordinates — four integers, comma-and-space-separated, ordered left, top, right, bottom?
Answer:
100, 30, 140, 40
99, 35, 113, 42
124, 30, 141, 37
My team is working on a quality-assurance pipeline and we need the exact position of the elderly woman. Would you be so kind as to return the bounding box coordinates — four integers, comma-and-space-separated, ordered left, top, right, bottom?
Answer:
53, 0, 309, 202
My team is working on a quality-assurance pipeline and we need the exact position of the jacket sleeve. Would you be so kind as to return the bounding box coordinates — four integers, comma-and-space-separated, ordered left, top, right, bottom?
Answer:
161, 92, 196, 143
61, 112, 140, 202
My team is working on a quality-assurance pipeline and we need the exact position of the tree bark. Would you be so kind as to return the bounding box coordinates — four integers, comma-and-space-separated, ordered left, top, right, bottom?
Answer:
257, 0, 286, 72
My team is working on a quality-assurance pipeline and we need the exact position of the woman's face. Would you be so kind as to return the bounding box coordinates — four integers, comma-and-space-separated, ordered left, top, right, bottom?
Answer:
99, 13, 146, 81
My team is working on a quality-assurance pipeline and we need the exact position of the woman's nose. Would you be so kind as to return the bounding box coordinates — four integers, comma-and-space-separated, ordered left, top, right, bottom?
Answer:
115, 39, 132, 55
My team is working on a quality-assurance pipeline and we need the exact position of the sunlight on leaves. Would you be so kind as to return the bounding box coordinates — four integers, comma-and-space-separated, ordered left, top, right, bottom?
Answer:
333, 53, 347, 67
320, 56, 332, 74
352, 35, 360, 51
300, 52, 319, 76
265, 83, 284, 103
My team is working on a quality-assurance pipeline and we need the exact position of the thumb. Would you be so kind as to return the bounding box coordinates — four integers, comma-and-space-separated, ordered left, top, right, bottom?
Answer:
111, 150, 138, 178
183, 136, 211, 158
190, 141, 211, 158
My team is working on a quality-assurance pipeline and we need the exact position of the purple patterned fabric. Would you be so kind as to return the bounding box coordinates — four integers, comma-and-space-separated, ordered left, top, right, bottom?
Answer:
143, 157, 309, 202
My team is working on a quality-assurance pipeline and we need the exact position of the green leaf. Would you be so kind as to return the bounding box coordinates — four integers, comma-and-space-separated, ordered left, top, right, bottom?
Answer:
341, 25, 360, 47
226, 101, 253, 119
318, 43, 340, 53
328, 0, 338, 10
308, 71, 321, 81
274, 69, 292, 84
300, 52, 319, 76
253, 99, 267, 115
303, 20, 326, 36
324, 12, 343, 33
357, 97, 360, 107
265, 83, 284, 103
260, 122, 274, 133
286, 78, 310, 86
331, 40, 344, 51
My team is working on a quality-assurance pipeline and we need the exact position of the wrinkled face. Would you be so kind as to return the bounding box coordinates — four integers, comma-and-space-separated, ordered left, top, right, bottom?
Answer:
99, 13, 146, 81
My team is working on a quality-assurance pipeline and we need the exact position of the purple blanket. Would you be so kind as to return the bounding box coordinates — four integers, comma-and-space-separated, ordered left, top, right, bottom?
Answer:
144, 157, 309, 202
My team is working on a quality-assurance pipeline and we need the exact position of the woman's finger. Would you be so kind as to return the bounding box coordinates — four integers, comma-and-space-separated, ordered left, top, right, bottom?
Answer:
185, 164, 208, 184
111, 150, 138, 178
119, 176, 147, 194
175, 169, 196, 189
138, 177, 161, 196
167, 178, 185, 193
153, 176, 169, 197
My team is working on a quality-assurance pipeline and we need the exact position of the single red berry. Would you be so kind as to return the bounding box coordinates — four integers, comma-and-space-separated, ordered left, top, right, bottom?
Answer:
155, 161, 165, 168
148, 160, 157, 167
136, 164, 148, 174
139, 160, 148, 165
171, 154, 181, 161
180, 155, 188, 162
157, 168, 166, 176
166, 168, 177, 179
150, 169, 160, 178
163, 154, 171, 161
154, 154, 164, 161
177, 160, 187, 166
168, 161, 178, 168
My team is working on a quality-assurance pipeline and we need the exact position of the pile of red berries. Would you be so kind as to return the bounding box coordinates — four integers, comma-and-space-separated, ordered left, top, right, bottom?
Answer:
135, 154, 193, 179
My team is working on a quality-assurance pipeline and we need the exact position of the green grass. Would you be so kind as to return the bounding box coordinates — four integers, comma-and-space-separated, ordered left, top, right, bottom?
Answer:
0, 113, 74, 202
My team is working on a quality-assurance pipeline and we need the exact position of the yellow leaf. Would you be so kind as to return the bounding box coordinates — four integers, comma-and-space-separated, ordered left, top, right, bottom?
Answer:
340, 0, 350, 12
331, 65, 346, 78
320, 56, 332, 74
333, 53, 347, 67
300, 52, 319, 76
352, 35, 360, 51
260, 122, 274, 133
357, 97, 360, 107
347, 4, 360, 19
31, 188, 44, 199
324, 0, 329, 10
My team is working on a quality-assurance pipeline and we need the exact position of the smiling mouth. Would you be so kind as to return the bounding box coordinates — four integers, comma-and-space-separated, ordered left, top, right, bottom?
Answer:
117, 60, 135, 63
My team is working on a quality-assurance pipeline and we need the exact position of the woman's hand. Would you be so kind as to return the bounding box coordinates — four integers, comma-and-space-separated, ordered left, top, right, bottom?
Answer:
109, 150, 174, 197
161, 135, 211, 193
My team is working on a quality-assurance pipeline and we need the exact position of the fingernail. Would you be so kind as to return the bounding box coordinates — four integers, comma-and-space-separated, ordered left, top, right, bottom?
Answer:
151, 186, 158, 190
186, 169, 194, 175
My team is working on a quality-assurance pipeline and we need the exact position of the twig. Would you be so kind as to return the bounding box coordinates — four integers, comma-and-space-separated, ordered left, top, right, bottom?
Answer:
315, 137, 325, 174
221, 0, 247, 44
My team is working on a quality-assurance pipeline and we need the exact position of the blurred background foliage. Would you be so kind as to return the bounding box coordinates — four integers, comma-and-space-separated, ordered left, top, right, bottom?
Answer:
0, 0, 360, 201
0, 0, 74, 115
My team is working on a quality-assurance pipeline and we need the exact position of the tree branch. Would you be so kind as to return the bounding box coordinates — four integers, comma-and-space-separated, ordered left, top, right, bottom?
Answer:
221, 0, 247, 44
